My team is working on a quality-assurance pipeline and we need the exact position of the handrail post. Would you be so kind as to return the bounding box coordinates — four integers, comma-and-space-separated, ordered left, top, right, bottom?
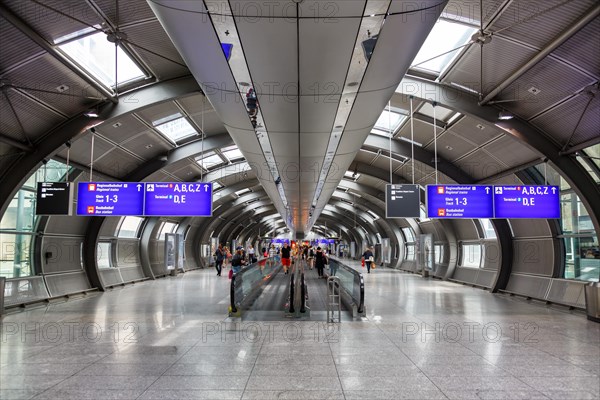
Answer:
300, 273, 306, 313
288, 273, 295, 313
327, 276, 342, 323
230, 274, 237, 314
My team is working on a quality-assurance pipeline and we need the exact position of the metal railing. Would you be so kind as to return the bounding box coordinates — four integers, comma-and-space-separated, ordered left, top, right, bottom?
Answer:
327, 276, 341, 323
328, 258, 365, 316
229, 257, 281, 315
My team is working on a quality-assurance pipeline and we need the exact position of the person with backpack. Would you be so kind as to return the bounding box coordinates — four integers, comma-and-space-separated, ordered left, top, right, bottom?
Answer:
315, 247, 327, 278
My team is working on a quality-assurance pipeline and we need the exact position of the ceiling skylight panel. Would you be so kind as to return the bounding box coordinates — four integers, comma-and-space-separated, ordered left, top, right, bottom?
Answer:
155, 117, 197, 143
410, 20, 477, 75
58, 32, 145, 87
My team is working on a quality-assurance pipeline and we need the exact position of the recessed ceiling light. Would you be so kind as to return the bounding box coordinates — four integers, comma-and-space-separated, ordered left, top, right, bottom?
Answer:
476, 124, 485, 130
56, 84, 69, 92
145, 144, 153, 149
528, 86, 541, 95
445, 145, 453, 150
112, 122, 122, 128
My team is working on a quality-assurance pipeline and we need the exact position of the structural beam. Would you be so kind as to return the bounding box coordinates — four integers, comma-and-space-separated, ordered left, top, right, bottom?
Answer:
479, 2, 600, 106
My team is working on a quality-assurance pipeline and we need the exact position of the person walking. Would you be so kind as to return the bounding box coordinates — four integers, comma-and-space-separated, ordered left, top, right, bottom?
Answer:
362, 246, 375, 273
315, 247, 327, 278
231, 247, 246, 275
214, 243, 225, 276
281, 242, 291, 274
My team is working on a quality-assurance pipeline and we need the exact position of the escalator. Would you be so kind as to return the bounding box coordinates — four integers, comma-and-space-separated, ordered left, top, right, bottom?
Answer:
244, 268, 292, 320
303, 265, 352, 320
230, 258, 364, 321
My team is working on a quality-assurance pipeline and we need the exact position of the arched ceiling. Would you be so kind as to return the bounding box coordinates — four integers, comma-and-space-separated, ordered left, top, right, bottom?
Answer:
0, 0, 598, 238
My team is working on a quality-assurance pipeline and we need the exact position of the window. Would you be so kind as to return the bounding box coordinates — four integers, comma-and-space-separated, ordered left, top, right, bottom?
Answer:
411, 19, 477, 75
196, 152, 225, 170
222, 146, 244, 162
97, 242, 112, 269
405, 244, 415, 260
154, 115, 198, 143
0, 160, 71, 278
371, 108, 406, 136
58, 32, 145, 88
582, 143, 600, 170
118, 217, 143, 238
461, 243, 482, 268
575, 144, 600, 184
402, 227, 415, 243
480, 219, 497, 239
158, 222, 177, 239
435, 244, 445, 264
0, 233, 32, 278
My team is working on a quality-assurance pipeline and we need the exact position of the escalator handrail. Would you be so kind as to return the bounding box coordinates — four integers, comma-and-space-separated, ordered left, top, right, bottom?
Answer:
289, 272, 295, 313
328, 257, 365, 314
229, 257, 278, 313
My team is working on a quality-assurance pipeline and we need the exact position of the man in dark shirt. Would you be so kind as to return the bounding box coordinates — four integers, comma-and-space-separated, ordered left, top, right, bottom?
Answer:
280, 242, 291, 274
362, 246, 375, 273
214, 244, 224, 276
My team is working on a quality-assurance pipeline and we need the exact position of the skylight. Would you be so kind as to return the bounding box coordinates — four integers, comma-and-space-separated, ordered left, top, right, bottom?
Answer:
58, 32, 145, 87
155, 117, 197, 143
372, 109, 406, 136
410, 19, 477, 75
196, 152, 224, 170
222, 147, 244, 161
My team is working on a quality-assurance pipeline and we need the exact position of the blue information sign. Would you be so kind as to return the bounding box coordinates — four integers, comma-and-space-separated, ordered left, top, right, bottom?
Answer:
427, 185, 494, 218
144, 182, 213, 216
494, 185, 560, 218
76, 182, 144, 216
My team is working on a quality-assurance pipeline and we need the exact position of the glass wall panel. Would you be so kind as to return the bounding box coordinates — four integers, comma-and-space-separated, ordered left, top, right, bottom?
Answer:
0, 233, 33, 278
460, 243, 481, 268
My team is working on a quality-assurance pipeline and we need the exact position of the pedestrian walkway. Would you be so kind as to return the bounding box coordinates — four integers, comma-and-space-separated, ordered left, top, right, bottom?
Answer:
1, 265, 598, 399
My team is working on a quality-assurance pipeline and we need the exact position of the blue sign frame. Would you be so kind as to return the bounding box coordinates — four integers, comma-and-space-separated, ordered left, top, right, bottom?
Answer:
76, 182, 144, 216
494, 185, 560, 219
427, 185, 494, 219
144, 182, 213, 217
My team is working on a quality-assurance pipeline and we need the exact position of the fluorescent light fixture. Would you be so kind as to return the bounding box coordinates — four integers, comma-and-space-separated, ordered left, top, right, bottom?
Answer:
84, 109, 100, 118
399, 136, 423, 147
411, 19, 477, 75
447, 112, 462, 124
235, 188, 251, 196
58, 32, 145, 87
155, 117, 197, 143
498, 110, 514, 120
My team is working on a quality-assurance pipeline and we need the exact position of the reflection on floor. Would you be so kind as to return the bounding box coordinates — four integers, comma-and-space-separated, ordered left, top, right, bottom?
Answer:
1, 260, 599, 399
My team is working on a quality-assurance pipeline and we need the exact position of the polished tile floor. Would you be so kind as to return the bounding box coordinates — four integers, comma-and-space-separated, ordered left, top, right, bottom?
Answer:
1, 262, 598, 399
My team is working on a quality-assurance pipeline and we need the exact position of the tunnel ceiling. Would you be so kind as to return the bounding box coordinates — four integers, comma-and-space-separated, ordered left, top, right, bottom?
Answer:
0, 0, 598, 235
